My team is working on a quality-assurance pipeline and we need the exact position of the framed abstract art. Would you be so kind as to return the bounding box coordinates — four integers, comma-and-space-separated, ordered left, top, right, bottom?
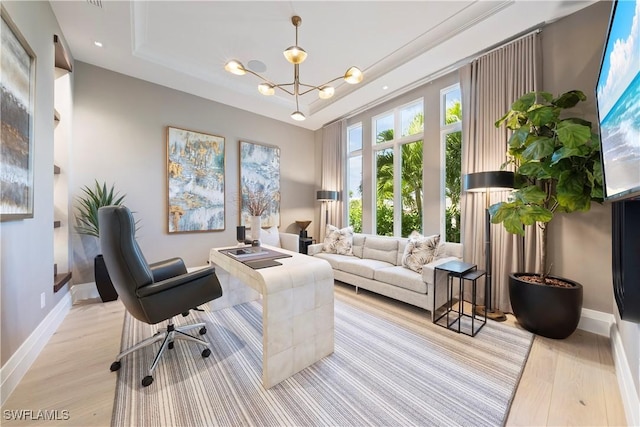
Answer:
1, 7, 36, 221
239, 140, 280, 228
167, 126, 225, 233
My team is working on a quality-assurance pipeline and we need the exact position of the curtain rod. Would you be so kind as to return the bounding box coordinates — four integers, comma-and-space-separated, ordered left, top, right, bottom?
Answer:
323, 24, 544, 128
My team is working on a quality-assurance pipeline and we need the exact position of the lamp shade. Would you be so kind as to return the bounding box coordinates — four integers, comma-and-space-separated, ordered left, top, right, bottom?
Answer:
464, 171, 514, 192
316, 190, 338, 201
344, 66, 363, 84
283, 45, 307, 64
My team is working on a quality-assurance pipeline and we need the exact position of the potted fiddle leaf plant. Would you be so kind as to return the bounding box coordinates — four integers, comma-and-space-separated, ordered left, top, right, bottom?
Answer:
75, 180, 127, 302
489, 90, 603, 339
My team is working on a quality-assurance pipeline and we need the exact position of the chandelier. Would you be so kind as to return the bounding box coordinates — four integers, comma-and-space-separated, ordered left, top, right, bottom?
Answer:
224, 15, 364, 121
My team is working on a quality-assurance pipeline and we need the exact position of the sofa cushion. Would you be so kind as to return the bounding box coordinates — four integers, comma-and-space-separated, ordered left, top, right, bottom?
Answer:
260, 226, 281, 247
397, 238, 408, 266
352, 234, 366, 258
402, 233, 443, 273
422, 256, 460, 285
362, 236, 398, 264
374, 266, 427, 294
313, 252, 346, 270
322, 225, 354, 255
337, 258, 393, 280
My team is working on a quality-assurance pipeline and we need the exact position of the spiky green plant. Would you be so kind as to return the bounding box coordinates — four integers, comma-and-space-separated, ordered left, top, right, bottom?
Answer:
75, 181, 126, 238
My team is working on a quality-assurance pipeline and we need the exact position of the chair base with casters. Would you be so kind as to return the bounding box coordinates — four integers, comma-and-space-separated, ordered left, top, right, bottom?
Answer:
98, 205, 224, 388
109, 315, 212, 387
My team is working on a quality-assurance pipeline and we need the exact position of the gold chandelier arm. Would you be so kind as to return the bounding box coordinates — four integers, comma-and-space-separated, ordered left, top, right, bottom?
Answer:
243, 68, 296, 96
297, 75, 344, 96
273, 85, 295, 96
243, 68, 276, 86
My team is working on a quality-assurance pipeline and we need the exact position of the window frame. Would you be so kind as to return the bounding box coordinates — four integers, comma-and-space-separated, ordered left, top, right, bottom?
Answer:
371, 98, 424, 237
440, 83, 462, 242
346, 122, 363, 232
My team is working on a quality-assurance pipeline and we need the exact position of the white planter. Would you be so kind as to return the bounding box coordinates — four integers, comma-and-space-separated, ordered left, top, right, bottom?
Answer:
250, 216, 261, 241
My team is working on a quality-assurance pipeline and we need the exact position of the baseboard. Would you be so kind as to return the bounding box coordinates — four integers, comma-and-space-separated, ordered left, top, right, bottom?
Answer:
577, 308, 614, 337
611, 325, 640, 426
70, 282, 99, 304
0, 292, 72, 406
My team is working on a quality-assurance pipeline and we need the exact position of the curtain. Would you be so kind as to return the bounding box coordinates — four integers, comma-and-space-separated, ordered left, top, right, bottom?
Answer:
320, 119, 346, 240
460, 32, 541, 313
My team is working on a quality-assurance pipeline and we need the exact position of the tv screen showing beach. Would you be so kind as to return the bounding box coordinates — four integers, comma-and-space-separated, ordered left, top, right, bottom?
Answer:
596, 0, 640, 200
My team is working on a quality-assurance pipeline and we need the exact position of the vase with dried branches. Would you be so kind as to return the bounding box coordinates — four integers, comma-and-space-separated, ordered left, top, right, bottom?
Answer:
242, 186, 275, 240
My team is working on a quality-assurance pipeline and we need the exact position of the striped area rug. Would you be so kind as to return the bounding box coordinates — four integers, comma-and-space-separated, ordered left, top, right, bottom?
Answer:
112, 285, 533, 426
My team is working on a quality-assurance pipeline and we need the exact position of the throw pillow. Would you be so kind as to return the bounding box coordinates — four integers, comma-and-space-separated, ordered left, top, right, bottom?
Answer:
322, 224, 354, 255
402, 232, 442, 273
259, 226, 281, 247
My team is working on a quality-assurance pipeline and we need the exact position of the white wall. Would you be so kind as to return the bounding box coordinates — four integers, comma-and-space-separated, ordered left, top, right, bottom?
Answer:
1, 1, 72, 365
71, 62, 316, 284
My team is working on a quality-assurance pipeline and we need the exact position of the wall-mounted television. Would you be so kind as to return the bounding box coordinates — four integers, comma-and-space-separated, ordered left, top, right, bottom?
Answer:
595, 0, 640, 202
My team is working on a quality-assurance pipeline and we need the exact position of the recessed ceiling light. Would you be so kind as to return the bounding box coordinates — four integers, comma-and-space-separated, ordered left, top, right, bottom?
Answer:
94, 41, 103, 48
382, 85, 389, 90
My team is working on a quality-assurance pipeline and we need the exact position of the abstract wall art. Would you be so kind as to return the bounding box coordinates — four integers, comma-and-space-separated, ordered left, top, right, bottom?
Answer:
1, 8, 36, 221
167, 126, 225, 233
239, 140, 280, 228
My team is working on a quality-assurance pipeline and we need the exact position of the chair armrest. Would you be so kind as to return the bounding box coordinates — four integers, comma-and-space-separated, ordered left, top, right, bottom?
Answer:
137, 266, 215, 298
307, 243, 323, 256
149, 257, 187, 282
279, 232, 299, 252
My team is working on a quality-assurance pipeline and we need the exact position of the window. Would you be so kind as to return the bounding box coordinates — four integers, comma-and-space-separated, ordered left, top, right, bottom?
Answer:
373, 99, 423, 237
441, 84, 462, 243
347, 123, 362, 232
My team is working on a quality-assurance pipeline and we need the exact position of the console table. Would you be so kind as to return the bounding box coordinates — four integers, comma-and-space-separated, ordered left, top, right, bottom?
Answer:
208, 246, 334, 388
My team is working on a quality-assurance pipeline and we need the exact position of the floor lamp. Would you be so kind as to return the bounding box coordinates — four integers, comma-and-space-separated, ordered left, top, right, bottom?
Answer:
316, 190, 338, 237
463, 171, 514, 322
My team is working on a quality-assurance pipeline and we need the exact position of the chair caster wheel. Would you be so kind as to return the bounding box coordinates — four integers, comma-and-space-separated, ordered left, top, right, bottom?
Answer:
142, 376, 154, 387
110, 361, 121, 372
199, 327, 207, 335
202, 349, 211, 358
168, 342, 174, 350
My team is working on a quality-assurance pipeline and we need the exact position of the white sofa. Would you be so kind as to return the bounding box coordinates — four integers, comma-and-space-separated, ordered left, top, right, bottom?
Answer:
308, 233, 463, 319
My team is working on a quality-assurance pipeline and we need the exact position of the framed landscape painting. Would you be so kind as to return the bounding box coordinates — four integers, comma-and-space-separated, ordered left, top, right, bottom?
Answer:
167, 127, 225, 233
1, 8, 36, 221
239, 140, 280, 228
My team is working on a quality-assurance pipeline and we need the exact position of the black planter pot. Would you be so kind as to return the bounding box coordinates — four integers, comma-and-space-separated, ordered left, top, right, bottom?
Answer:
94, 255, 118, 302
509, 273, 583, 339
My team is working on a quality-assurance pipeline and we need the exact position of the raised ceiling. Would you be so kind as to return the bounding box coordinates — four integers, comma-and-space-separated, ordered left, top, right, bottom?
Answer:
49, 1, 595, 130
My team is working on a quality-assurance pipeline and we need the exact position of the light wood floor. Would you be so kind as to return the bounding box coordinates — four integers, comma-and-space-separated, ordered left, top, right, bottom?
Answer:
1, 285, 627, 426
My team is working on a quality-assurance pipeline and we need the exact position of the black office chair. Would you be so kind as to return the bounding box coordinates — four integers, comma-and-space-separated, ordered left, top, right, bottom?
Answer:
98, 205, 223, 387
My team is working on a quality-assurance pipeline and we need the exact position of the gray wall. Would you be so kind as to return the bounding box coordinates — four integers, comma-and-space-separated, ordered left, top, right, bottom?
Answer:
541, 2, 615, 313
543, 0, 638, 401
0, 1, 71, 365
71, 62, 317, 284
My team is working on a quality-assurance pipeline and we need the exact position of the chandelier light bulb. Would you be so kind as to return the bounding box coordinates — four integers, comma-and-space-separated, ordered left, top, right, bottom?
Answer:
283, 46, 307, 64
344, 66, 364, 84
224, 60, 246, 75
258, 83, 275, 96
318, 86, 335, 99
291, 111, 306, 121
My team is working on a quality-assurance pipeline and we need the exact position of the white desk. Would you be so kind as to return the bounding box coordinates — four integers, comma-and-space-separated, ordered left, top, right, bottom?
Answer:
208, 246, 334, 388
